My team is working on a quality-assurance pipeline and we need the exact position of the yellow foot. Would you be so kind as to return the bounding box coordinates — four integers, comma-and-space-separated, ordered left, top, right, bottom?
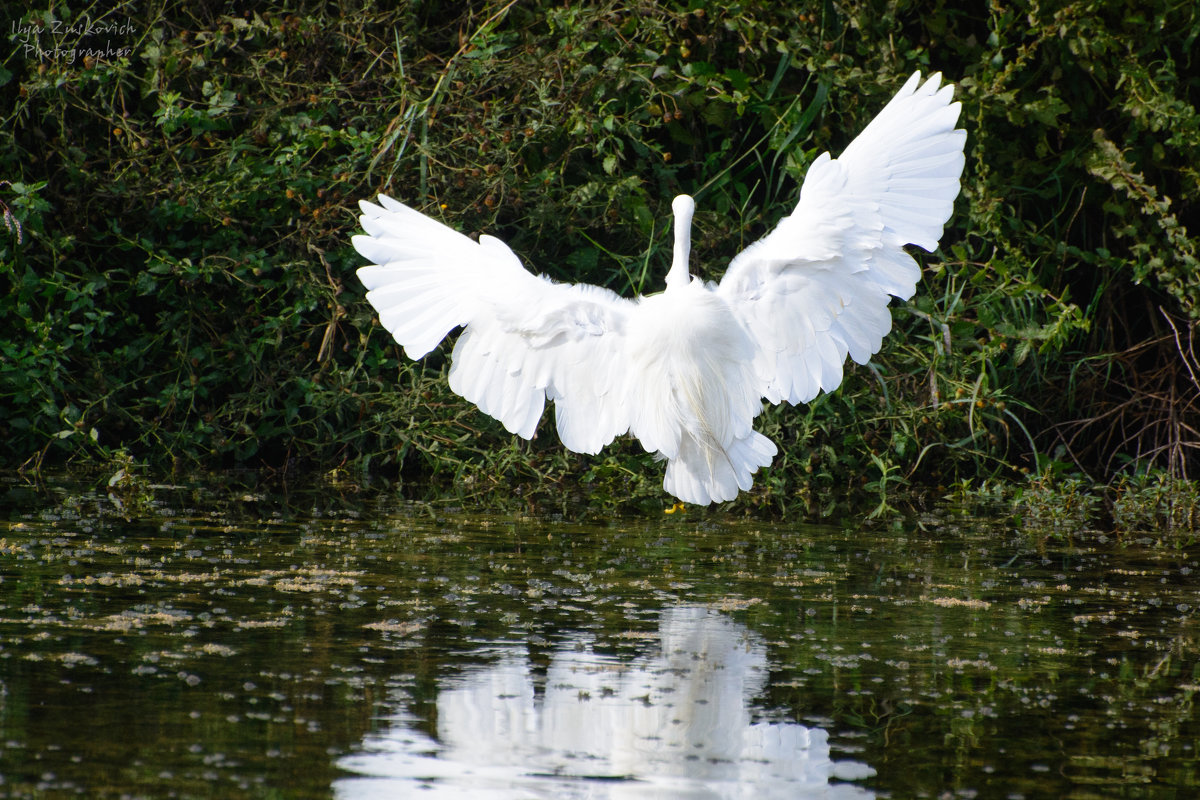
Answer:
664, 501, 686, 514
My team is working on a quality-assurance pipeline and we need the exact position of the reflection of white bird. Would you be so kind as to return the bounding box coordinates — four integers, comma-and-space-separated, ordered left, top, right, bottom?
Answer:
336, 606, 877, 799
354, 72, 965, 504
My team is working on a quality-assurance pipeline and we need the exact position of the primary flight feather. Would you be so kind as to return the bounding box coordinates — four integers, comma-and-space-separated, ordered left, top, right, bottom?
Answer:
354, 71, 966, 505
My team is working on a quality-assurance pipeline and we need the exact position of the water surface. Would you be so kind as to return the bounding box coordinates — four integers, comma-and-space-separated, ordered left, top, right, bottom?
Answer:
0, 477, 1196, 797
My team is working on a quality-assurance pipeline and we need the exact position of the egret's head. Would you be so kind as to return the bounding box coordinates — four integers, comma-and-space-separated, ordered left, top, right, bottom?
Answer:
672, 194, 695, 222
667, 194, 695, 290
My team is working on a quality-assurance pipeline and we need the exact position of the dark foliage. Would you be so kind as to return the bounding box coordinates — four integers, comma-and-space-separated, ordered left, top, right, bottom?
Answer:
1, 1, 1197, 512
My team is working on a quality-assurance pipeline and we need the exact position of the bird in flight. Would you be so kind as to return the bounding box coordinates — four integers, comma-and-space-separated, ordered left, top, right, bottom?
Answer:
353, 71, 966, 505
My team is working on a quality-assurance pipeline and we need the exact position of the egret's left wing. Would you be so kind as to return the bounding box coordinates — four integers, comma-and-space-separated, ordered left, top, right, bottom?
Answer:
717, 71, 965, 405
354, 196, 635, 453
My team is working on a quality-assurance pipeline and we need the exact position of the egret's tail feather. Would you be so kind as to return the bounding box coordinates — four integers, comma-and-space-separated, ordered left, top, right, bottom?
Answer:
663, 431, 777, 505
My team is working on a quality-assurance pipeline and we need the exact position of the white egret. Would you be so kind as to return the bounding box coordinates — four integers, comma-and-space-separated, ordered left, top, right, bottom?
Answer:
353, 71, 966, 505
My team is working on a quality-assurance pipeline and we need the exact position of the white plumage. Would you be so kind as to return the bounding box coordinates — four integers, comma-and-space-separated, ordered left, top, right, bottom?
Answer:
354, 71, 966, 505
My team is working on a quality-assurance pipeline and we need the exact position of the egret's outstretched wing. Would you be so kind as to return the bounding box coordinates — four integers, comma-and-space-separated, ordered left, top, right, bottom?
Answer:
717, 71, 966, 405
354, 196, 634, 452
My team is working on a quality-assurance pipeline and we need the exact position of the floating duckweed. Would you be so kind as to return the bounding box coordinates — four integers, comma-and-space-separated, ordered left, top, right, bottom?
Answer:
928, 596, 993, 609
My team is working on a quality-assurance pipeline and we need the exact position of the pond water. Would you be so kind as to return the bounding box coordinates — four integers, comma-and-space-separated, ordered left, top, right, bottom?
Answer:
0, 476, 1197, 798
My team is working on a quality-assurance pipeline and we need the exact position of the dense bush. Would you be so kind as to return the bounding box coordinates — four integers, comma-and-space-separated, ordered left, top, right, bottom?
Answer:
1, 1, 1197, 513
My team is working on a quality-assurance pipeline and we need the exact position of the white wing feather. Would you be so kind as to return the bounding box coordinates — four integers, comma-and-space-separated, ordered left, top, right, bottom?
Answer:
354, 197, 634, 451
717, 71, 966, 405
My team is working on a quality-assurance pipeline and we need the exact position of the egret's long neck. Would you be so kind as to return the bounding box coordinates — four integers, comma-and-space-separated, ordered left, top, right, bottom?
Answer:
666, 194, 694, 291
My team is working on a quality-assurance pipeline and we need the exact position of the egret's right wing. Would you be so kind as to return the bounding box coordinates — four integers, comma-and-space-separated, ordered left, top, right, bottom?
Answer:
717, 71, 965, 405
354, 196, 635, 452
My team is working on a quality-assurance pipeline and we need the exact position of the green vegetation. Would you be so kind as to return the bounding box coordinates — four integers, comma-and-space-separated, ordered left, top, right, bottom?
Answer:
1, 1, 1197, 518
